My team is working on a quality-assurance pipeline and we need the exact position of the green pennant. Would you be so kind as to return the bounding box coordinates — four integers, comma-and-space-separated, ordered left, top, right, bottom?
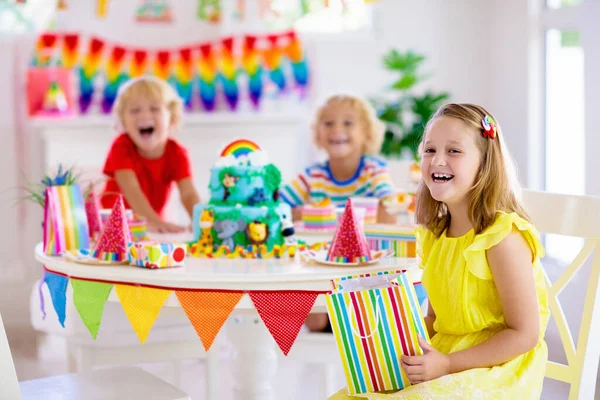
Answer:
71, 279, 113, 339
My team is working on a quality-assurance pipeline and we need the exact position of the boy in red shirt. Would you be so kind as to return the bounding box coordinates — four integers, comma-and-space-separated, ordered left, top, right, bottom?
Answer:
101, 76, 200, 233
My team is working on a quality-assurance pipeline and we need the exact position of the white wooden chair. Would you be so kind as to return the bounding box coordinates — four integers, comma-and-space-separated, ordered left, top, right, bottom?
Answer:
1, 311, 190, 400
522, 189, 600, 399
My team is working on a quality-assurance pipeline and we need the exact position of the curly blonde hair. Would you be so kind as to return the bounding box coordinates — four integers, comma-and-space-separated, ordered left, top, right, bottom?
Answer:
113, 76, 183, 128
312, 95, 385, 155
415, 103, 529, 236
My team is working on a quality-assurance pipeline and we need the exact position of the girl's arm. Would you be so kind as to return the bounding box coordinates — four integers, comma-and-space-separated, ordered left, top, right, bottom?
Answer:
424, 300, 436, 339
177, 178, 201, 219
447, 227, 540, 373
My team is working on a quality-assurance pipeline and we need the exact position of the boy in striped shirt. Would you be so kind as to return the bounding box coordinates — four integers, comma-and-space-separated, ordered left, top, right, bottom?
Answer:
281, 94, 397, 332
281, 94, 397, 223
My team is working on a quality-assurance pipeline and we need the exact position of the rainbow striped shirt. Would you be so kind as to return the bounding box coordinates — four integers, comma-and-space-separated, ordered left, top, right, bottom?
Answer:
280, 155, 396, 207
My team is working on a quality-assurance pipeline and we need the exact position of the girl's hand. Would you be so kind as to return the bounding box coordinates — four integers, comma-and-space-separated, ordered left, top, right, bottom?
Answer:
401, 336, 450, 384
147, 220, 187, 233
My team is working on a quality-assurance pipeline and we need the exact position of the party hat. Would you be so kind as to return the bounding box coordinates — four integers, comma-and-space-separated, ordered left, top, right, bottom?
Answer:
92, 195, 132, 261
326, 199, 371, 263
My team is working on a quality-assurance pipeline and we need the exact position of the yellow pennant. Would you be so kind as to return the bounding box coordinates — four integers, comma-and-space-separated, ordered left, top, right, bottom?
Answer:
115, 285, 171, 344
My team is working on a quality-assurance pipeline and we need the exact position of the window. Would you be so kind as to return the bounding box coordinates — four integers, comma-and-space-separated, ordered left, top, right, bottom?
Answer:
0, 0, 55, 34
264, 0, 373, 33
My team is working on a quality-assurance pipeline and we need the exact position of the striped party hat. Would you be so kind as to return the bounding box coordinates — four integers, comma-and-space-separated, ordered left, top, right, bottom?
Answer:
326, 198, 371, 263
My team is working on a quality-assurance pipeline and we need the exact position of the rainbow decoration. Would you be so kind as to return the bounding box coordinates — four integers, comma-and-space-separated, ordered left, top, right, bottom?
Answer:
264, 35, 286, 91
96, 0, 110, 18
284, 31, 309, 90
78, 37, 105, 113
218, 37, 239, 110
364, 224, 416, 257
242, 35, 262, 108
220, 139, 261, 158
197, 44, 217, 111
174, 47, 194, 109
60, 34, 79, 69
129, 50, 148, 78
101, 46, 127, 114
153, 50, 171, 80
33, 34, 59, 67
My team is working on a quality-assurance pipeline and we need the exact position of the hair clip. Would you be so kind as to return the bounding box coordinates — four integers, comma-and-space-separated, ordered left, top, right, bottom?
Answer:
481, 115, 497, 139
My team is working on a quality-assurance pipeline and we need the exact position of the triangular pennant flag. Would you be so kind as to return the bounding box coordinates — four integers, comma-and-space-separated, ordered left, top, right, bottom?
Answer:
92, 195, 131, 261
327, 199, 371, 263
249, 291, 319, 355
71, 279, 113, 339
45, 271, 69, 327
115, 285, 171, 344
176, 290, 244, 351
84, 185, 103, 240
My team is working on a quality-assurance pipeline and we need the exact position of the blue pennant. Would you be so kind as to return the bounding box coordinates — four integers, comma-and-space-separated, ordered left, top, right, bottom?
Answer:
45, 272, 69, 327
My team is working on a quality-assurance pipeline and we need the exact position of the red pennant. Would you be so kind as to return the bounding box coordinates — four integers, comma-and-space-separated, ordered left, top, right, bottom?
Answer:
327, 199, 371, 262
176, 291, 244, 351
249, 291, 319, 355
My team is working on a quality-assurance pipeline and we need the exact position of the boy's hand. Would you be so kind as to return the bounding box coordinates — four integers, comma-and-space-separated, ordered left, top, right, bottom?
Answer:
401, 336, 450, 384
147, 220, 187, 233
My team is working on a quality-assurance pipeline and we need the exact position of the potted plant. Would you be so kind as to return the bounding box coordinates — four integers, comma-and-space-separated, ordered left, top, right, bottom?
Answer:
371, 49, 450, 188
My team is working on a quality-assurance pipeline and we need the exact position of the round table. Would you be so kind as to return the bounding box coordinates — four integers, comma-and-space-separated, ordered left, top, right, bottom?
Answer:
35, 243, 419, 400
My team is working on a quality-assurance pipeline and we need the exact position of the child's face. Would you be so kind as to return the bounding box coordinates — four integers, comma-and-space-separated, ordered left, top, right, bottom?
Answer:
122, 96, 172, 156
316, 102, 366, 160
420, 116, 481, 207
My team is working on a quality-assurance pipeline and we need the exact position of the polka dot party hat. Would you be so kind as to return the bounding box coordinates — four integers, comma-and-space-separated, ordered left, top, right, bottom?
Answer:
326, 198, 371, 263
92, 194, 132, 262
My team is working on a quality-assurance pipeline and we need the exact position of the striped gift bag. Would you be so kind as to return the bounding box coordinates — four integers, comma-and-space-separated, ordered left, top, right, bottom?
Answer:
325, 271, 430, 394
43, 185, 91, 255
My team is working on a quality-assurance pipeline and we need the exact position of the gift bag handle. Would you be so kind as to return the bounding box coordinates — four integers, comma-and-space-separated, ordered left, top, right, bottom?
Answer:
347, 295, 382, 339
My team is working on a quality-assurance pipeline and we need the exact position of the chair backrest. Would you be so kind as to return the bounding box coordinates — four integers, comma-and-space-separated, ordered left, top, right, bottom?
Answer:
522, 189, 600, 400
0, 312, 22, 400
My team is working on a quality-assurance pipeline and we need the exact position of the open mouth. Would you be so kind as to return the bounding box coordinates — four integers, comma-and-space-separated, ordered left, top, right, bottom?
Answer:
138, 126, 155, 138
328, 138, 350, 146
432, 173, 454, 183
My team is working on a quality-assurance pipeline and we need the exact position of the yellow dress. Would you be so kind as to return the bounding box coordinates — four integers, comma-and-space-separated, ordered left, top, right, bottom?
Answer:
330, 211, 550, 400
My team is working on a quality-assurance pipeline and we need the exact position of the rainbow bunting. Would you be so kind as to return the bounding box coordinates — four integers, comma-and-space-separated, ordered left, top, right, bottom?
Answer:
101, 46, 127, 114
242, 35, 262, 108
197, 43, 217, 111
218, 37, 239, 110
34, 33, 59, 67
61, 34, 79, 68
284, 31, 309, 89
174, 47, 194, 109
129, 49, 148, 78
153, 50, 172, 80
264, 35, 286, 91
78, 37, 105, 113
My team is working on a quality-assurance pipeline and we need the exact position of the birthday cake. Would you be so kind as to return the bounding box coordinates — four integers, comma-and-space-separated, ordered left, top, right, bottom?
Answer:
192, 139, 294, 252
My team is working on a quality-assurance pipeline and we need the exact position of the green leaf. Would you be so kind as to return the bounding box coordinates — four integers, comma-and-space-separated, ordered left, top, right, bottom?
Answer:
391, 74, 418, 90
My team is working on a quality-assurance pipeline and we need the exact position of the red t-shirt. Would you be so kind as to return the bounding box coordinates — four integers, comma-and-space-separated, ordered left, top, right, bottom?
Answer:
101, 134, 192, 216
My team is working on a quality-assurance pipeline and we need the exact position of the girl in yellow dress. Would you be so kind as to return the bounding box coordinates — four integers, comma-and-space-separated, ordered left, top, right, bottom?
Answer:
331, 103, 549, 399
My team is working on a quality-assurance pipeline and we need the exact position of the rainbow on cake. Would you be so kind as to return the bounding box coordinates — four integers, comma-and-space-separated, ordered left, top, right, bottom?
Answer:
192, 139, 294, 254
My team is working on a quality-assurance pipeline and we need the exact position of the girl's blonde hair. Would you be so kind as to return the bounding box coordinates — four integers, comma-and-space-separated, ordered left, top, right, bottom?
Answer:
113, 76, 183, 128
415, 103, 529, 236
312, 95, 385, 155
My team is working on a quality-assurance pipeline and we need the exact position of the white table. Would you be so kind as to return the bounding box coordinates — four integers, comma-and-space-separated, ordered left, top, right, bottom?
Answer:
35, 243, 419, 400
